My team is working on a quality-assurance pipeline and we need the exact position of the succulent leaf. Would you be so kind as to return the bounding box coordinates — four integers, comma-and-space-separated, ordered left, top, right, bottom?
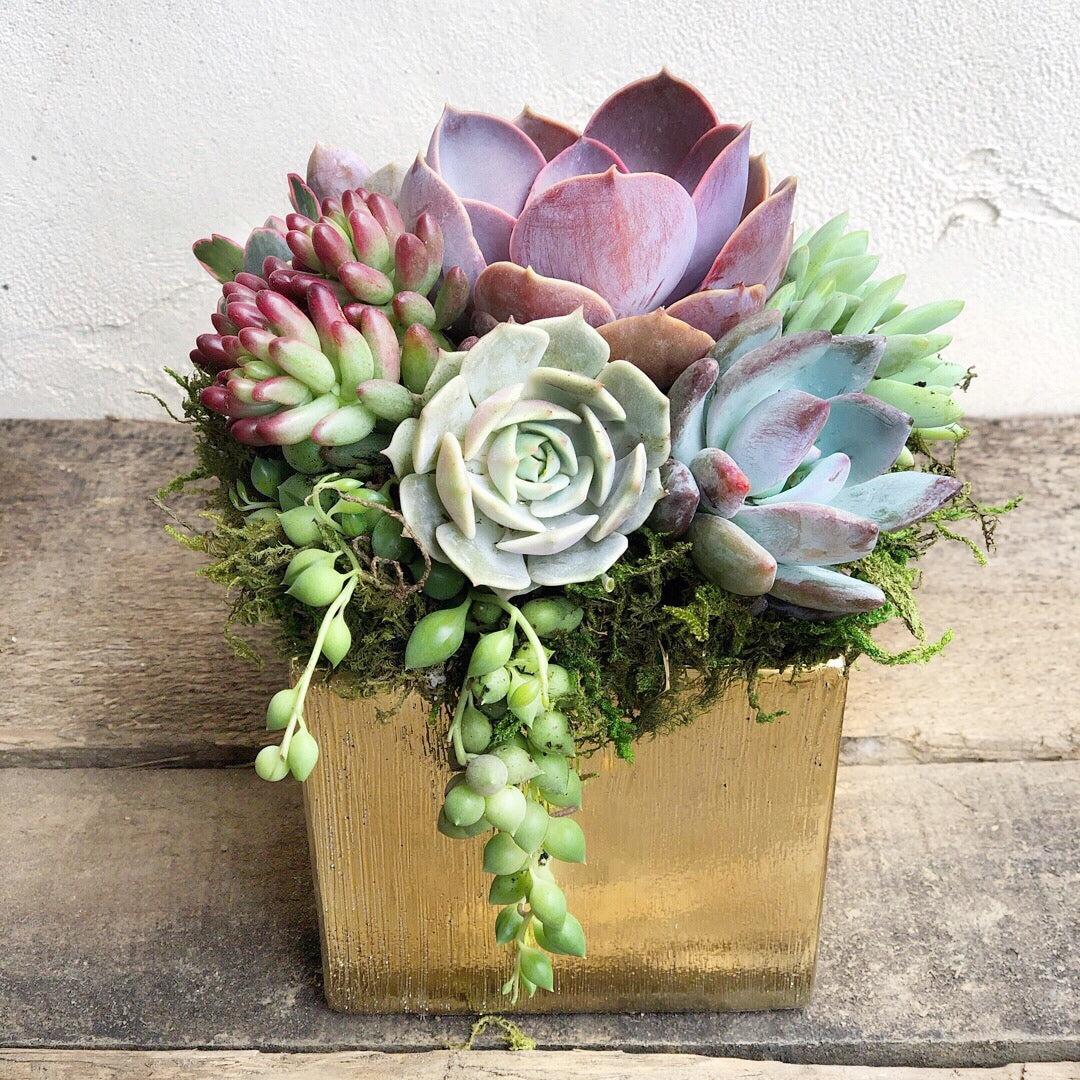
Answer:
395, 321, 667, 593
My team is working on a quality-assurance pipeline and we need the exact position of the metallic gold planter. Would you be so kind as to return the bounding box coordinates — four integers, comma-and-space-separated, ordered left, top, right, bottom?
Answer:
301, 661, 847, 1014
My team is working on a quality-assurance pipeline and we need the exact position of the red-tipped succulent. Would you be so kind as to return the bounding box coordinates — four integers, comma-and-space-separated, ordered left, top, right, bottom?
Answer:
191, 171, 468, 469
395, 71, 795, 388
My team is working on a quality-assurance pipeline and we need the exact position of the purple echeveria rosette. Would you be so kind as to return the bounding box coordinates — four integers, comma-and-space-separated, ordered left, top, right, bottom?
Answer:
397, 71, 797, 388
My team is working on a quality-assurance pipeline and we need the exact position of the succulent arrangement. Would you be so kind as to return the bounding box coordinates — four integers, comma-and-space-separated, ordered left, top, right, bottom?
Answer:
164, 72, 1011, 1004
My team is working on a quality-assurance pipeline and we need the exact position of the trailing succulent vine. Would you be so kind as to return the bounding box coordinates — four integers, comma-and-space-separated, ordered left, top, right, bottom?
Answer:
162, 72, 1015, 1001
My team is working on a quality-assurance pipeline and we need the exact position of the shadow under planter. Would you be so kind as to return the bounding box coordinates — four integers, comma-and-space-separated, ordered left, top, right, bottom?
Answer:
301, 661, 848, 1014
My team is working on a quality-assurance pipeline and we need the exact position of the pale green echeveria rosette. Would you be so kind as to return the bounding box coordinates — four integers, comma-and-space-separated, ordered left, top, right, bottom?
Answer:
651, 312, 962, 614
386, 312, 670, 594
769, 213, 968, 447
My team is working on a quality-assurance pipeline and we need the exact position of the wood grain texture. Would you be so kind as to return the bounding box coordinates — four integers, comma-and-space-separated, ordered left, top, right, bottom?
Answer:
301, 666, 846, 1013
0, 417, 1074, 769
1, 1049, 1075, 1079
2, 761, 1076, 1064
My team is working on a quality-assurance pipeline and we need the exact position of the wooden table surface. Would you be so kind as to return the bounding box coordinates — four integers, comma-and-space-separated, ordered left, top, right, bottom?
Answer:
0, 417, 1076, 1079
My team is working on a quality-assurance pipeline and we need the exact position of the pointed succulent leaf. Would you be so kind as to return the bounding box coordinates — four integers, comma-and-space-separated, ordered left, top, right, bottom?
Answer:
702, 176, 796, 292
733, 503, 879, 566
589, 444, 647, 539
509, 168, 697, 319
428, 106, 546, 217
399, 155, 486, 284
705, 331, 832, 449
599, 310, 714, 390
473, 262, 616, 327
618, 466, 665, 535
437, 515, 531, 593
598, 360, 671, 466
876, 300, 964, 336
665, 285, 765, 340
770, 564, 885, 613
384, 417, 419, 478
513, 106, 579, 161
669, 355, 719, 464
829, 472, 962, 532
498, 512, 598, 555
458, 198, 512, 266
709, 308, 783, 374
725, 389, 831, 495
398, 472, 450, 561
742, 154, 770, 216
413, 374, 474, 473
867, 378, 964, 428
671, 125, 751, 299
582, 70, 718, 175
757, 452, 851, 506
876, 333, 954, 377
461, 322, 549, 403
532, 309, 609, 377
527, 532, 628, 587
435, 431, 476, 538
815, 392, 912, 486
529, 137, 627, 200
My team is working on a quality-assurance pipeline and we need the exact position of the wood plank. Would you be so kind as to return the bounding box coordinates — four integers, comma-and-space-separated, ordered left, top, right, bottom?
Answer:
2, 761, 1075, 1064
2, 1049, 1076, 1079
0, 417, 1075, 768
845, 417, 1080, 765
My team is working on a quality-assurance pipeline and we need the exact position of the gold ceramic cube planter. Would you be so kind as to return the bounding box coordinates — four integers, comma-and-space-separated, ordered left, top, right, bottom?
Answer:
301, 660, 848, 1014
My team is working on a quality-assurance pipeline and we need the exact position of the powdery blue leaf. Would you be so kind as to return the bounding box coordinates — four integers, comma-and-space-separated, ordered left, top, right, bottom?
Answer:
829, 472, 962, 532
815, 392, 912, 486
733, 502, 879, 567
770, 564, 885, 613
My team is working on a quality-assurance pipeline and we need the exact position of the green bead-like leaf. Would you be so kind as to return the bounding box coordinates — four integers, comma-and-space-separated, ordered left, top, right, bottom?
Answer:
371, 513, 415, 562
543, 816, 585, 863
544, 769, 582, 810
488, 871, 531, 905
444, 784, 486, 827
485, 786, 527, 833
278, 505, 322, 546
494, 744, 540, 785
512, 799, 549, 853
251, 457, 290, 499
538, 912, 586, 957
287, 729, 320, 781
459, 703, 493, 754
528, 878, 567, 931
495, 904, 525, 945
520, 597, 585, 636
527, 710, 575, 756
287, 563, 347, 608
404, 600, 470, 669
483, 831, 530, 876
321, 613, 352, 666
254, 744, 289, 782
265, 687, 299, 731
467, 627, 516, 678
518, 946, 554, 991
437, 810, 492, 839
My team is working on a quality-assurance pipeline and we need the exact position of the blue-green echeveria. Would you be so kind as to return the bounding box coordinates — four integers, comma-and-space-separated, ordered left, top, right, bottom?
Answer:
651, 311, 962, 613
386, 313, 669, 593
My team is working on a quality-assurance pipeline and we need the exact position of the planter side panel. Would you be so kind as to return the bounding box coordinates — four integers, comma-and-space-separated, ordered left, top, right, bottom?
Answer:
301, 665, 847, 1014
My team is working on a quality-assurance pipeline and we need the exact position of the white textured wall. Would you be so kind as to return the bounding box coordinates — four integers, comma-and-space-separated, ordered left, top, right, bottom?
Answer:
2, 0, 1077, 419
